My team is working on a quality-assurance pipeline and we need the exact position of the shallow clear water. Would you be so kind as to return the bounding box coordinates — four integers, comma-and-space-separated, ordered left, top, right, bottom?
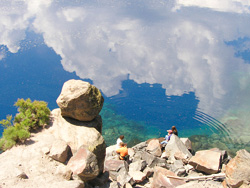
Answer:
1, 1, 250, 156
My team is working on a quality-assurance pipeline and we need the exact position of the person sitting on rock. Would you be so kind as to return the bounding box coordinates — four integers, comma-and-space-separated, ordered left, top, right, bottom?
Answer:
160, 129, 173, 146
116, 135, 124, 150
172, 126, 178, 136
116, 142, 128, 160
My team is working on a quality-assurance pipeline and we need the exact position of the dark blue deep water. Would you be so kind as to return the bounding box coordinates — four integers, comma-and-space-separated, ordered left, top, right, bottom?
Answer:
1, 1, 250, 156
0, 39, 235, 154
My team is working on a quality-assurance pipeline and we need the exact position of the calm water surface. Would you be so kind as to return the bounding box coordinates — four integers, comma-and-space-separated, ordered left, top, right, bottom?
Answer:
1, 1, 250, 155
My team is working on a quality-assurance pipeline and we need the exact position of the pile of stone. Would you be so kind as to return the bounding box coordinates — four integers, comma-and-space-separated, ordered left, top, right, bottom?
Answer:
49, 79, 106, 182
0, 79, 107, 188
102, 136, 250, 188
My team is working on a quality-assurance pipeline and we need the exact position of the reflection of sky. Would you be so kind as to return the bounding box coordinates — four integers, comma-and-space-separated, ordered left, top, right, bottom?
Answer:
1, 1, 250, 128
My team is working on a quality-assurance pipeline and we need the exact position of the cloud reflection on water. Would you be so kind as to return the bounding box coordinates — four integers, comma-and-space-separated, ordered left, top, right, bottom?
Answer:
0, 0, 250, 120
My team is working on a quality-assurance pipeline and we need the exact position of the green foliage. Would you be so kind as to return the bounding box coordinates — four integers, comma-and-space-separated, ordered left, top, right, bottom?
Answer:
0, 98, 50, 151
14, 98, 50, 130
0, 115, 13, 128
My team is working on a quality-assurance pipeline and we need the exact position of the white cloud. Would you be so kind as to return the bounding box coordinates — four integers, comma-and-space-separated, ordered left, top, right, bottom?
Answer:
1, 0, 250, 118
174, 0, 250, 13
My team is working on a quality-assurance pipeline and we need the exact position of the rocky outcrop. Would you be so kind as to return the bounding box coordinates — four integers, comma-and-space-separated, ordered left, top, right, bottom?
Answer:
97, 135, 234, 188
1, 126, 248, 188
49, 108, 106, 173
223, 149, 250, 188
0, 129, 84, 188
56, 79, 104, 121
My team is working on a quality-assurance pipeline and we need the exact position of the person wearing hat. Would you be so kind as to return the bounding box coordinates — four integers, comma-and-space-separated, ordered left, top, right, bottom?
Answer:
160, 129, 173, 146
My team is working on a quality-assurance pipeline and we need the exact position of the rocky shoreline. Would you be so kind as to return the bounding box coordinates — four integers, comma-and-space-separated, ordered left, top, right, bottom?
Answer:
0, 79, 249, 188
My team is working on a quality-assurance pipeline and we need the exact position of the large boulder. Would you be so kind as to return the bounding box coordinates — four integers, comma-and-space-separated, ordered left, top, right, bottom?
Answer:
223, 149, 250, 188
56, 79, 104, 121
163, 135, 192, 162
67, 146, 99, 181
49, 108, 106, 172
189, 149, 221, 174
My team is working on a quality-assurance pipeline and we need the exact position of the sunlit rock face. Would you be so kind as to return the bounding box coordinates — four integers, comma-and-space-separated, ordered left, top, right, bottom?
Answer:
50, 108, 106, 173
224, 149, 250, 188
56, 79, 104, 121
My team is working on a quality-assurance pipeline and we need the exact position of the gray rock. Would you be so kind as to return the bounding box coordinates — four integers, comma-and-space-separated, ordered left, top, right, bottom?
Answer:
129, 160, 147, 172
104, 159, 129, 181
169, 160, 186, 177
67, 145, 99, 181
116, 164, 135, 187
132, 141, 147, 151
163, 135, 192, 162
128, 148, 135, 158
143, 167, 154, 178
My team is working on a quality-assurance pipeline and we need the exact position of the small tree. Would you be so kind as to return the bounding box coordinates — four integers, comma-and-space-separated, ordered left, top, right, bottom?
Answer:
0, 98, 50, 151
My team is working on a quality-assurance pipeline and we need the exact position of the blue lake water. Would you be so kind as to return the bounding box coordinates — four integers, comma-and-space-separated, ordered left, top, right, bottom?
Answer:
1, 1, 250, 156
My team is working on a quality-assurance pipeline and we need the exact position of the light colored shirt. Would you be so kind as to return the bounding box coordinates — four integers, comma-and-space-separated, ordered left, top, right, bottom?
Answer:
116, 138, 123, 149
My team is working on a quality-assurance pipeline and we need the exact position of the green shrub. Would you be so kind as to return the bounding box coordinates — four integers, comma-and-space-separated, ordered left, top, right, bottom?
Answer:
0, 115, 12, 128
14, 98, 50, 130
0, 98, 50, 151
